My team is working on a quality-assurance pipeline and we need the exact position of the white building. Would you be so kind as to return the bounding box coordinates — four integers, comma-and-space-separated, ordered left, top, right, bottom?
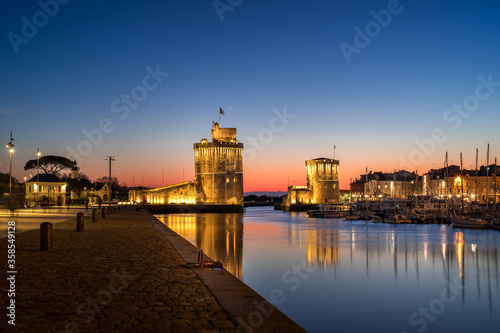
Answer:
25, 174, 67, 206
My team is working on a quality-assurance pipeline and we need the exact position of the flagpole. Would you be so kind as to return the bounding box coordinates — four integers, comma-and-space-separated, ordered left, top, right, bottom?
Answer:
219, 108, 221, 124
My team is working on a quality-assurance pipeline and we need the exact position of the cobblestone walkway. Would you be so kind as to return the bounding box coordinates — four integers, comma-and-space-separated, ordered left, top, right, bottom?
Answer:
0, 208, 237, 332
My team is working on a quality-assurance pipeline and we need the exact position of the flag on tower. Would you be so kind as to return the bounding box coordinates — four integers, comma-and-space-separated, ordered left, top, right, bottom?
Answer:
220, 107, 225, 115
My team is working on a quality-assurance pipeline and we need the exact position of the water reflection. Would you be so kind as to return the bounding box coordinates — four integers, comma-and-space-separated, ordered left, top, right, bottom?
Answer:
157, 208, 500, 332
158, 213, 243, 279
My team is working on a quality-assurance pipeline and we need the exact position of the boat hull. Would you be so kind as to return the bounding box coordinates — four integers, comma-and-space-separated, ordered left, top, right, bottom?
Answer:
451, 218, 493, 229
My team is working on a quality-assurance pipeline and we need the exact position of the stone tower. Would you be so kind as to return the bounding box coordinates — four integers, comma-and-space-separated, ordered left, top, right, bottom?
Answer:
306, 158, 340, 204
193, 122, 244, 205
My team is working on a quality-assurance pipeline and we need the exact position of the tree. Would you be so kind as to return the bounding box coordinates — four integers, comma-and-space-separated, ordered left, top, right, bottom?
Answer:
61, 172, 92, 199
24, 155, 75, 175
0, 172, 20, 206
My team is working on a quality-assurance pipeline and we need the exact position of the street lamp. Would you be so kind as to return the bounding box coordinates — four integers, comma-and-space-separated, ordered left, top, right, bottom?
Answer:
37, 148, 41, 206
6, 132, 14, 195
105, 156, 115, 209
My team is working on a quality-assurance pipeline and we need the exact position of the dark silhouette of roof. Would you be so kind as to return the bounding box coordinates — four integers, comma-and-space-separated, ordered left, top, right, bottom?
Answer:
26, 174, 64, 183
94, 182, 106, 191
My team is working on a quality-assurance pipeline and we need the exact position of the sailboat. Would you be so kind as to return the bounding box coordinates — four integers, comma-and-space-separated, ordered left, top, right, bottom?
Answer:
451, 148, 494, 230
451, 216, 494, 229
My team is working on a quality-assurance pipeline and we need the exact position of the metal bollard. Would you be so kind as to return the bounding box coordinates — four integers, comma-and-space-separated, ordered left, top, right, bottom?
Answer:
112, 206, 115, 213
40, 222, 53, 252
92, 209, 98, 223
136, 204, 140, 211
102, 207, 107, 218
107, 206, 111, 215
76, 212, 84, 232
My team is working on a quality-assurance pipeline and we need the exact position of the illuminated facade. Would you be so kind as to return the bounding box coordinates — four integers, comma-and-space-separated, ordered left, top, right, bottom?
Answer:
350, 170, 422, 201
282, 157, 340, 206
423, 164, 499, 203
193, 122, 244, 205
130, 122, 244, 205
306, 158, 340, 204
25, 174, 67, 206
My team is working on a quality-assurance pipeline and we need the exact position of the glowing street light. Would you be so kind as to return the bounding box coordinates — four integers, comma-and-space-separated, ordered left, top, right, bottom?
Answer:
6, 132, 14, 195
37, 148, 41, 206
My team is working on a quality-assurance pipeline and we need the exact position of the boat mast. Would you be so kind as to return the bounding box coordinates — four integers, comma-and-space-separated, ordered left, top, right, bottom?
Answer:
495, 157, 498, 210
486, 143, 490, 209
365, 167, 368, 211
445, 151, 449, 207
475, 148, 478, 204
460, 152, 464, 215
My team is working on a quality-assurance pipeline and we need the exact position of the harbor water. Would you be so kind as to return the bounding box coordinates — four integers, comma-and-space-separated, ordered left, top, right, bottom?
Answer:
156, 206, 500, 333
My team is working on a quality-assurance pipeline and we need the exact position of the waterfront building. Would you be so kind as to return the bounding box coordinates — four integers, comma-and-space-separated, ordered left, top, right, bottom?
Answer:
281, 157, 340, 208
350, 170, 422, 201
130, 121, 244, 206
423, 164, 499, 203
25, 174, 67, 206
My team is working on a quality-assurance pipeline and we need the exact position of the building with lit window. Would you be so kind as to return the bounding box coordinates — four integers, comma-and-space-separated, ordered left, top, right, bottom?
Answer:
25, 174, 67, 206
423, 164, 499, 203
350, 170, 422, 201
129, 121, 244, 206
281, 157, 340, 209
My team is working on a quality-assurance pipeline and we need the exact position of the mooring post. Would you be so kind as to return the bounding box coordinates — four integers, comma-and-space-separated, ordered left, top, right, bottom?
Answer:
102, 207, 107, 218
198, 249, 204, 269
40, 222, 53, 252
107, 206, 111, 215
76, 212, 84, 232
92, 209, 98, 223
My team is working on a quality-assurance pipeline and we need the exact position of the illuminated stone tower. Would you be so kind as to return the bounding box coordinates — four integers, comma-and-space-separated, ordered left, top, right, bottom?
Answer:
193, 122, 244, 205
306, 158, 340, 204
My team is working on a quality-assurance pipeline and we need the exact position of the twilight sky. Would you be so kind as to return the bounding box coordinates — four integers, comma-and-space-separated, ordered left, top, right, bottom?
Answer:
1, 0, 499, 192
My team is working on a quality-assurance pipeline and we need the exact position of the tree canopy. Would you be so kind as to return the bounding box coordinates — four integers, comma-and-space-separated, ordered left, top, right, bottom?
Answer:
61, 172, 92, 198
24, 155, 75, 175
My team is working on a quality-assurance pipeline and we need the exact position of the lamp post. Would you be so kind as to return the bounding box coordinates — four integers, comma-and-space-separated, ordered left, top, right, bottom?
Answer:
37, 148, 41, 206
6, 132, 14, 195
105, 156, 115, 209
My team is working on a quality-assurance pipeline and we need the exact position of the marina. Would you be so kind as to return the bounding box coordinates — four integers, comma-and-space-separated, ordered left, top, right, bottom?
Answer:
157, 206, 500, 333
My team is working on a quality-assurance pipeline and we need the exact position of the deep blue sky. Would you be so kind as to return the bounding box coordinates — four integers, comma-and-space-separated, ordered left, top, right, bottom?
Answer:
1, 0, 499, 190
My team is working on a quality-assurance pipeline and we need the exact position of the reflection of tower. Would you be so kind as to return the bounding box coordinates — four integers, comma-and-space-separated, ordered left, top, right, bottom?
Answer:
193, 122, 244, 205
306, 158, 340, 204
305, 230, 340, 269
195, 214, 244, 279
160, 214, 244, 279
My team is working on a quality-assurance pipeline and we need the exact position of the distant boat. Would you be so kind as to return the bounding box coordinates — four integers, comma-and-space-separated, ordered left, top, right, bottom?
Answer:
384, 214, 411, 224
493, 218, 500, 230
344, 212, 361, 220
370, 213, 384, 223
307, 204, 350, 218
451, 217, 494, 229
